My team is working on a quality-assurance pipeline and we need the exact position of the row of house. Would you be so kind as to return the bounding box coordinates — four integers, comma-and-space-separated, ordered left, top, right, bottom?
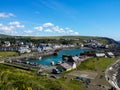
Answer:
0, 45, 31, 54
84, 39, 108, 49
0, 44, 75, 53
0, 46, 20, 51
37, 44, 76, 52
0, 40, 77, 53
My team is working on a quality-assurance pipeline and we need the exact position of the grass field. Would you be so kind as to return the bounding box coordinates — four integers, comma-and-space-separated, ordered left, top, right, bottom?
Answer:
0, 52, 19, 58
77, 57, 117, 71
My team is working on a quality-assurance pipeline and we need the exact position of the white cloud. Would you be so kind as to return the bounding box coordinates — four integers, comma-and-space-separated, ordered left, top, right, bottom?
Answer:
0, 21, 25, 35
0, 26, 19, 36
0, 12, 15, 18
44, 29, 53, 32
34, 26, 43, 31
65, 27, 70, 30
67, 29, 74, 33
24, 30, 33, 34
9, 21, 24, 28
43, 22, 54, 27
34, 23, 79, 36
73, 32, 79, 35
0, 23, 3, 27
52, 26, 65, 33
0, 25, 14, 31
9, 31, 19, 36
9, 21, 20, 25
65, 28, 79, 36
16, 24, 24, 28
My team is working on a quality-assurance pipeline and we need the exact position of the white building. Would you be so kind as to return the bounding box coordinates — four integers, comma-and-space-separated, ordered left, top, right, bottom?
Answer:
106, 52, 115, 58
96, 53, 106, 58
58, 62, 76, 71
18, 47, 31, 53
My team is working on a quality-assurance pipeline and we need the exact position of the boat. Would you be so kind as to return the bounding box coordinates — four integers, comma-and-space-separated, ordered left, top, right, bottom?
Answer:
53, 52, 58, 56
38, 57, 42, 60
57, 61, 62, 64
51, 61, 55, 66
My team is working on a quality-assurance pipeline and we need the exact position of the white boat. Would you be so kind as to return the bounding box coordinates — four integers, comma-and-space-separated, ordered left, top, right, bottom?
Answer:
51, 61, 55, 66
57, 61, 62, 64
38, 57, 42, 60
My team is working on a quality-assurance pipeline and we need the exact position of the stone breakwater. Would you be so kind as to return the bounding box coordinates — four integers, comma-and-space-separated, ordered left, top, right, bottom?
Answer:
4, 51, 55, 62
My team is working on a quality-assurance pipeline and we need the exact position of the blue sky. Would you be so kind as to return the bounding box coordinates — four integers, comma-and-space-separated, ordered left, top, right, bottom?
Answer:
0, 0, 120, 40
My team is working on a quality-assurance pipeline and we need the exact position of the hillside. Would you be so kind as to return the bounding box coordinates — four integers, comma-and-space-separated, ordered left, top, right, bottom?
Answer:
0, 34, 11, 37
0, 64, 86, 90
0, 34, 118, 45
0, 57, 118, 90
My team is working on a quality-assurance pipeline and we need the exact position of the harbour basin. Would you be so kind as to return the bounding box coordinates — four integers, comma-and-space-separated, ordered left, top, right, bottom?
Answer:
28, 49, 89, 66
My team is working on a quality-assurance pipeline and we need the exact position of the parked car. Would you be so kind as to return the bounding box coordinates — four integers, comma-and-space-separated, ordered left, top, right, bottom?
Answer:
52, 68, 60, 74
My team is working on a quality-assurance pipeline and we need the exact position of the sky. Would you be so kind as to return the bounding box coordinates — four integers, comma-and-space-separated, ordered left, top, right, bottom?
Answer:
0, 0, 120, 40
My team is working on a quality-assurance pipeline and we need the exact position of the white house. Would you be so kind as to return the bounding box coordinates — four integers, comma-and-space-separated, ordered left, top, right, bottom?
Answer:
106, 52, 115, 58
72, 56, 81, 62
53, 45, 61, 49
58, 62, 76, 71
4, 41, 11, 47
96, 53, 106, 58
18, 47, 31, 53
44, 46, 53, 51
37, 45, 53, 52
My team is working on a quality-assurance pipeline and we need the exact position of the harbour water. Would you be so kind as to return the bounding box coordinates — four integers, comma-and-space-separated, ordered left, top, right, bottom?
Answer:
29, 49, 89, 66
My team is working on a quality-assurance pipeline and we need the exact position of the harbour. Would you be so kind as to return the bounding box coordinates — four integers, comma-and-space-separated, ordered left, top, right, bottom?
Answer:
28, 49, 89, 66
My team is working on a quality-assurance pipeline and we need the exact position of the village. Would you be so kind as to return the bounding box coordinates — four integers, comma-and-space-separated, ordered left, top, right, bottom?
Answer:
0, 39, 116, 73
0, 37, 119, 90
0, 36, 119, 90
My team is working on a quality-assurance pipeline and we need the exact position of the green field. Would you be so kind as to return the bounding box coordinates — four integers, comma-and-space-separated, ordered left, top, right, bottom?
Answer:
28, 36, 111, 44
0, 52, 19, 58
77, 58, 117, 71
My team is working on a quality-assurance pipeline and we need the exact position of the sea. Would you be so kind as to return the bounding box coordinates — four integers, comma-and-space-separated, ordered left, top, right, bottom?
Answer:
29, 49, 89, 66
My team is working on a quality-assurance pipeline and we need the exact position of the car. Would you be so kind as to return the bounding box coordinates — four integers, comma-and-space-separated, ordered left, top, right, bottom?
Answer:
52, 68, 60, 74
